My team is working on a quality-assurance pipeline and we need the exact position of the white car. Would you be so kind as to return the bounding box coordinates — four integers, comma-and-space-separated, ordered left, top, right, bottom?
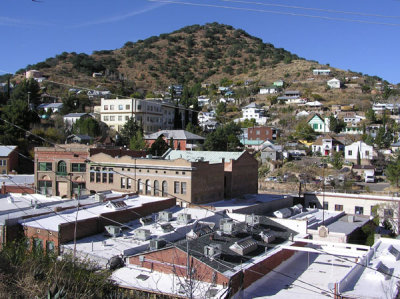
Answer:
365, 175, 375, 183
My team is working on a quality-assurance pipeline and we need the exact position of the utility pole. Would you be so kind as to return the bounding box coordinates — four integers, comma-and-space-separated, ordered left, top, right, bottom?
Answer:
186, 238, 193, 299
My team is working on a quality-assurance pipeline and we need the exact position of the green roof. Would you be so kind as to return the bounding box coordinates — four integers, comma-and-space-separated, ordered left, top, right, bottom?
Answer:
162, 149, 245, 164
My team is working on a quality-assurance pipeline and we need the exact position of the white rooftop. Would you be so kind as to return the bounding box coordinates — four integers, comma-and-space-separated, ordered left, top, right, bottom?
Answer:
0, 145, 16, 157
0, 174, 34, 186
111, 264, 226, 299
19, 194, 168, 231
61, 206, 222, 267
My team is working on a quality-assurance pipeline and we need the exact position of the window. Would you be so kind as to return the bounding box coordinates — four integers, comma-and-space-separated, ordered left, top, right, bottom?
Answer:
137, 104, 141, 110
118, 105, 123, 110
121, 177, 126, 188
181, 182, 187, 195
96, 167, 101, 182
323, 202, 328, 210
33, 238, 43, 251
108, 168, 113, 183
118, 116, 122, 121
127, 178, 132, 189
110, 105, 115, 110
46, 241, 55, 253
126, 105, 130, 110
335, 204, 343, 211
162, 181, 168, 196
256, 130, 260, 135
102, 171, 107, 183
313, 124, 318, 130
138, 179, 143, 194
0, 160, 7, 166
38, 162, 52, 171
348, 150, 352, 156
103, 116, 109, 121
146, 180, 151, 195
57, 161, 67, 174
72, 163, 86, 172
174, 181, 180, 194
110, 116, 115, 121
384, 209, 393, 218
125, 116, 129, 121
104, 105, 109, 110
38, 180, 52, 195
355, 206, 364, 215
72, 182, 85, 195
154, 180, 159, 196
365, 151, 370, 156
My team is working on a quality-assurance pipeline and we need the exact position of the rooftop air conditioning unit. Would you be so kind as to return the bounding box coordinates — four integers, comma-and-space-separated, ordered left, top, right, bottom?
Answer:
95, 193, 106, 202
177, 213, 192, 225
204, 244, 222, 259
105, 225, 122, 237
134, 229, 151, 241
158, 211, 173, 222
149, 239, 166, 250
245, 214, 261, 227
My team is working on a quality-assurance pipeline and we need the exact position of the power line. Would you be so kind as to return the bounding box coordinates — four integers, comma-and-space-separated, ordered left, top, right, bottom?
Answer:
220, 0, 400, 19
147, 0, 400, 26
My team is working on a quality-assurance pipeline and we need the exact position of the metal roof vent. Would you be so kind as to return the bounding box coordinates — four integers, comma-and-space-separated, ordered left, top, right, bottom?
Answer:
376, 261, 394, 280
105, 225, 122, 237
140, 215, 153, 226
229, 236, 258, 256
158, 211, 173, 222
160, 223, 174, 233
220, 219, 246, 235
95, 193, 106, 202
134, 228, 151, 241
260, 231, 275, 243
388, 245, 400, 261
245, 214, 261, 227
273, 208, 292, 219
177, 213, 192, 225
149, 239, 166, 250
204, 244, 222, 260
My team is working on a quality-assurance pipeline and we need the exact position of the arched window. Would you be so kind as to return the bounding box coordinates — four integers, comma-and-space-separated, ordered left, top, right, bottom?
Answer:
57, 161, 66, 174
154, 180, 159, 196
137, 179, 143, 194
162, 181, 168, 197
145, 180, 151, 195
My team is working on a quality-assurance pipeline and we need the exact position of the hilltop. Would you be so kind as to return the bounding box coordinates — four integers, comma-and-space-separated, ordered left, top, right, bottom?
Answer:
10, 22, 388, 100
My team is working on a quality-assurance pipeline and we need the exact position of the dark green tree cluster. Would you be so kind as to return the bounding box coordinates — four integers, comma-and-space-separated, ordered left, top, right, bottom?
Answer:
72, 117, 100, 137
329, 115, 346, 134
119, 117, 144, 146
386, 151, 400, 187
204, 122, 242, 151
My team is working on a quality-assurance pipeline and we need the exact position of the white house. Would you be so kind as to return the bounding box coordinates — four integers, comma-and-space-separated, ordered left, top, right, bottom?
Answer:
285, 98, 307, 105
63, 113, 95, 130
296, 110, 310, 119
219, 97, 235, 103
327, 78, 341, 89
307, 114, 330, 133
313, 69, 331, 76
345, 141, 374, 162
259, 86, 278, 94
197, 96, 210, 107
37, 103, 63, 113
240, 103, 268, 125
305, 101, 323, 108
311, 135, 344, 157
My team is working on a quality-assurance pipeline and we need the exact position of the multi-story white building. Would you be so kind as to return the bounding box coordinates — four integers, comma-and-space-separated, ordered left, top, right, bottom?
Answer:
100, 98, 194, 133
345, 141, 374, 162
239, 102, 267, 125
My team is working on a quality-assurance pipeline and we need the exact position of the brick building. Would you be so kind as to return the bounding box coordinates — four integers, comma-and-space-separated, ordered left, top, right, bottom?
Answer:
0, 146, 18, 174
86, 152, 225, 205
19, 195, 176, 254
126, 217, 299, 297
247, 126, 279, 141
35, 145, 146, 199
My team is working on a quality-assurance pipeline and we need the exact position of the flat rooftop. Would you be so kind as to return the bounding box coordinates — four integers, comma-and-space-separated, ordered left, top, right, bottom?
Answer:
111, 264, 226, 298
0, 174, 34, 186
18, 194, 168, 231
62, 206, 222, 267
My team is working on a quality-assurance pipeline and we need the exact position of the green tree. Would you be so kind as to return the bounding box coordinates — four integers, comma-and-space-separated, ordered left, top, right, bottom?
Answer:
293, 121, 316, 142
61, 94, 90, 114
331, 152, 343, 170
204, 122, 242, 151
365, 108, 376, 124
10, 78, 41, 106
386, 152, 400, 187
129, 131, 147, 150
72, 117, 100, 137
215, 102, 226, 116
329, 115, 346, 134
149, 135, 169, 156
119, 117, 142, 145
0, 100, 39, 144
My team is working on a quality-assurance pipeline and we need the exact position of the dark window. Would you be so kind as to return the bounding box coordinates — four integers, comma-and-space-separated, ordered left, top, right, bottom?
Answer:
384, 209, 394, 218
174, 181, 179, 194
102, 171, 107, 183
154, 180, 159, 196
138, 179, 143, 194
38, 181, 52, 195
33, 238, 43, 251
95, 167, 100, 182
46, 241, 55, 253
38, 162, 52, 171
57, 161, 67, 174
108, 168, 113, 183
121, 177, 126, 188
72, 182, 85, 195
355, 206, 364, 215
71, 163, 86, 172
146, 180, 151, 195
162, 181, 168, 196
127, 178, 132, 189
335, 204, 343, 211
90, 172, 94, 182
323, 202, 328, 210
181, 182, 187, 195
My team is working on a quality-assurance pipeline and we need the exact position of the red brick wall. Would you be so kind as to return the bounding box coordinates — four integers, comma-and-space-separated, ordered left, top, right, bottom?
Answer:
145, 138, 188, 150
129, 247, 229, 286
1, 185, 35, 194
7, 149, 18, 173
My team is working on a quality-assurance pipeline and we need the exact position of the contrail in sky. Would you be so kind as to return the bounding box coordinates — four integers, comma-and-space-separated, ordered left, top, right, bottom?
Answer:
70, 3, 166, 28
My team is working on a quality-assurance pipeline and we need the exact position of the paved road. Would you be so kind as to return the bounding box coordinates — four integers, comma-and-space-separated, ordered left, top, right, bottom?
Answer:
357, 182, 390, 192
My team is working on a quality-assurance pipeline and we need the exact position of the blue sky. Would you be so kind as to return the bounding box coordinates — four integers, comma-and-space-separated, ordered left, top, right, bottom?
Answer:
1, 0, 399, 83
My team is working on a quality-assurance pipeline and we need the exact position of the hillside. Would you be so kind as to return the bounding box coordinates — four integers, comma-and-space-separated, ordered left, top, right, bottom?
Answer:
12, 22, 387, 100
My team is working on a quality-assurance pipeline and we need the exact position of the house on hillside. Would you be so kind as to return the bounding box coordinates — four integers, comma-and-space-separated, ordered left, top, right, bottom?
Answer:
240, 103, 268, 125
307, 114, 330, 133
311, 135, 344, 157
63, 113, 95, 130
0, 146, 18, 174
345, 141, 375, 164
313, 69, 331, 76
66, 134, 93, 144
37, 103, 63, 113
273, 80, 285, 87
144, 130, 205, 151
259, 86, 279, 94
327, 78, 341, 89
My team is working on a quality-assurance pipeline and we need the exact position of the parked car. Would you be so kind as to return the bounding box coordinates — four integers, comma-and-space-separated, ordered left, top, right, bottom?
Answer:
365, 175, 375, 183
